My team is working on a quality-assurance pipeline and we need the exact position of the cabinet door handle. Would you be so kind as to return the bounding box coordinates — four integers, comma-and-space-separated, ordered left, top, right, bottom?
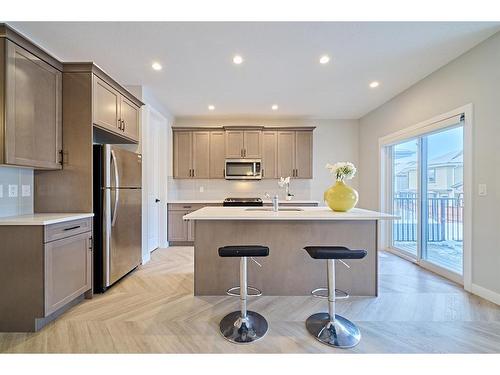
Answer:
63, 225, 81, 231
118, 119, 122, 130
122, 120, 126, 132
192, 169, 195, 177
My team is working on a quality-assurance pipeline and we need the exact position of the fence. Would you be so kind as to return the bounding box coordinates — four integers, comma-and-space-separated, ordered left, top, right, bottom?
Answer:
393, 196, 463, 242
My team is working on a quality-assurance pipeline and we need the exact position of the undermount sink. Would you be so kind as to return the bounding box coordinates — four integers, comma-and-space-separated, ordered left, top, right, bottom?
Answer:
245, 208, 304, 212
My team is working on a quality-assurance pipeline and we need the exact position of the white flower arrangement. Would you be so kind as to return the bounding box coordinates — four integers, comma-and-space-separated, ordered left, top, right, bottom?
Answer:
326, 162, 357, 181
278, 176, 290, 188
278, 176, 294, 200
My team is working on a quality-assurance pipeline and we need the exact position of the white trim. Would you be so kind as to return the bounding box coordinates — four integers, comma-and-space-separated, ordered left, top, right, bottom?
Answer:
471, 284, 500, 306
419, 259, 463, 285
378, 104, 473, 289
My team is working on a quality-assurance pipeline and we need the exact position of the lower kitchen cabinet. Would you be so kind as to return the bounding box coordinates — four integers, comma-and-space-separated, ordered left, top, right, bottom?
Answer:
168, 203, 221, 245
0, 217, 93, 332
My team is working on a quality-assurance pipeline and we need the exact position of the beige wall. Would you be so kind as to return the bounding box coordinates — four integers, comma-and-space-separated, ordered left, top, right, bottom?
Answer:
359, 32, 500, 296
169, 118, 359, 203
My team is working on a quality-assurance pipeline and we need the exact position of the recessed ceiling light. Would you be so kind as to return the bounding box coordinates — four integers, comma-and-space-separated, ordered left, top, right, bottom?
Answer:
208, 105, 215, 111
271, 104, 279, 111
369, 81, 380, 88
319, 55, 330, 64
152, 62, 162, 71
233, 55, 244, 65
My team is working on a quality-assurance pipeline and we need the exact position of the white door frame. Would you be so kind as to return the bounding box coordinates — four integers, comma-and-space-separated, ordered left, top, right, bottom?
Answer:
378, 104, 473, 291
142, 105, 169, 263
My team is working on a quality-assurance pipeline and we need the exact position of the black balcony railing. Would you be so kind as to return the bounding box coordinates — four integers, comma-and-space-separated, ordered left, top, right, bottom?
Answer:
393, 196, 463, 242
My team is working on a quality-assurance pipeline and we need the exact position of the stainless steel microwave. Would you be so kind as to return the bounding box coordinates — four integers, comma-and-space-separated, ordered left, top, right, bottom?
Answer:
225, 159, 262, 180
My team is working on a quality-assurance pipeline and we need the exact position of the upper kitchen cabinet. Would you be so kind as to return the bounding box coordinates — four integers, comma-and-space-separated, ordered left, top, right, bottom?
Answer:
262, 131, 278, 179
277, 129, 314, 179
0, 25, 63, 170
64, 63, 143, 144
173, 129, 210, 179
209, 131, 225, 178
225, 129, 262, 159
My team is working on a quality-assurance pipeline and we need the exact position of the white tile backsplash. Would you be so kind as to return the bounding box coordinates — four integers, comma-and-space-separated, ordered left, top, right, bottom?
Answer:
167, 177, 312, 201
0, 167, 34, 218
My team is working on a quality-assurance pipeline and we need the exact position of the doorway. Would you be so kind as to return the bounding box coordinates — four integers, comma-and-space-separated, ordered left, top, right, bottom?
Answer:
380, 106, 471, 285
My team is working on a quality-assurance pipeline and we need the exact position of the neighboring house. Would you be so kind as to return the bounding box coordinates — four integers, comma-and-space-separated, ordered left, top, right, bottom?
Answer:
394, 150, 463, 198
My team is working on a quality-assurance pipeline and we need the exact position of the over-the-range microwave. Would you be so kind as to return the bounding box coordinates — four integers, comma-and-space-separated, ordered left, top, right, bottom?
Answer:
225, 159, 262, 180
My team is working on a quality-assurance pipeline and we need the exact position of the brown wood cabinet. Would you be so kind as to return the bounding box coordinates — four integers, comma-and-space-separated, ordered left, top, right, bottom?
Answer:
225, 130, 262, 158
277, 130, 313, 179
172, 126, 314, 180
168, 203, 224, 244
0, 217, 93, 332
93, 75, 140, 142
209, 131, 225, 178
262, 131, 278, 179
173, 131, 210, 179
0, 37, 62, 169
34, 63, 144, 214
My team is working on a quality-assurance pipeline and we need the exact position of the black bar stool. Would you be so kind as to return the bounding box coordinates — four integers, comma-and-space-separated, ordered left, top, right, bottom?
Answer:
303, 246, 367, 348
218, 245, 269, 344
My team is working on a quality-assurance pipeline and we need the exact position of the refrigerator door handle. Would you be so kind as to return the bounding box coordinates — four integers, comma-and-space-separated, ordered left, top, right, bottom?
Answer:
111, 149, 120, 227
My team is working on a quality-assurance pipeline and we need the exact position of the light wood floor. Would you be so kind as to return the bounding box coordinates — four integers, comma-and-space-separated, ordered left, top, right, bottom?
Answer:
2, 247, 500, 353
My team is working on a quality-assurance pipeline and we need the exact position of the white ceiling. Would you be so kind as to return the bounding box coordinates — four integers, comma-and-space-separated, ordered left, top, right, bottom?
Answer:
9, 22, 500, 119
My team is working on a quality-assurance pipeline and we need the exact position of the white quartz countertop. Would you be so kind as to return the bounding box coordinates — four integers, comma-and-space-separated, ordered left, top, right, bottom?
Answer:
0, 213, 94, 226
183, 206, 397, 221
168, 199, 320, 205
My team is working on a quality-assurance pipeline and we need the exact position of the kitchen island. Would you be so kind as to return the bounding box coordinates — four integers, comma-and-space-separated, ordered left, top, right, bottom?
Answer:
184, 207, 397, 297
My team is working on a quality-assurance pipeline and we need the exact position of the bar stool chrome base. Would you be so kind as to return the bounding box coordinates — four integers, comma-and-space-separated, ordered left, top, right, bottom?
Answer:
306, 313, 361, 348
220, 310, 269, 344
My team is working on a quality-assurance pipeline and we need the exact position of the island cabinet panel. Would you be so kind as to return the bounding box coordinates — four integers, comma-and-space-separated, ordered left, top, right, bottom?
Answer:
192, 131, 210, 178
173, 131, 193, 178
295, 131, 313, 178
225, 130, 244, 158
209, 131, 225, 178
262, 131, 278, 179
2, 39, 62, 169
277, 131, 295, 178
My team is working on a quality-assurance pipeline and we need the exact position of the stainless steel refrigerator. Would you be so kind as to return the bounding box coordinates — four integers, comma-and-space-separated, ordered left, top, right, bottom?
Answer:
93, 145, 142, 292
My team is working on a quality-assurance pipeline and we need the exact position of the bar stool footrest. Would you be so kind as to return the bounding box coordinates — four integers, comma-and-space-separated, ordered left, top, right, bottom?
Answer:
226, 286, 262, 297
311, 287, 349, 299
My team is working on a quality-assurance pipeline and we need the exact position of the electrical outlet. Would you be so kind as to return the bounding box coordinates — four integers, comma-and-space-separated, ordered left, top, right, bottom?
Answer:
478, 184, 487, 196
199, 186, 204, 193
0, 184, 3, 198
8, 184, 18, 198
22, 185, 31, 197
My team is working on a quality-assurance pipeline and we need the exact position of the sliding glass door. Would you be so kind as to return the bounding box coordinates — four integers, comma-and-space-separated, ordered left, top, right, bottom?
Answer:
389, 119, 464, 278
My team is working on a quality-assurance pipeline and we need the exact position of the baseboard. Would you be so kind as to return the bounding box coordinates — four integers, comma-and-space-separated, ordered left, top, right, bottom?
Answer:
471, 283, 500, 306
142, 251, 151, 265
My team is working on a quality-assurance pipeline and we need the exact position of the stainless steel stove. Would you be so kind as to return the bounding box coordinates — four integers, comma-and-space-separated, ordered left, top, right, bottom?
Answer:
223, 197, 264, 207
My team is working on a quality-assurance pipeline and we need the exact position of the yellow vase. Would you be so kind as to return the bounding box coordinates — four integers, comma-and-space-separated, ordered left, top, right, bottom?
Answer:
324, 180, 359, 212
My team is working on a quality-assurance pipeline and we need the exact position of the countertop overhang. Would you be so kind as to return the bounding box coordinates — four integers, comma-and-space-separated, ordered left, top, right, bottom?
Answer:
183, 207, 398, 221
0, 213, 94, 226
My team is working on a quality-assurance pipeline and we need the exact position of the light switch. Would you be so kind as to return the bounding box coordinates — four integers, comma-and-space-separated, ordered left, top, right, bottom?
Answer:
478, 184, 487, 196
8, 184, 18, 198
0, 184, 3, 198
22, 185, 31, 197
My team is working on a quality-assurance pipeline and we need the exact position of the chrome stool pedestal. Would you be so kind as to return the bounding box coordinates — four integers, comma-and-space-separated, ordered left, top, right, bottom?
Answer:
303, 246, 367, 349
218, 246, 269, 344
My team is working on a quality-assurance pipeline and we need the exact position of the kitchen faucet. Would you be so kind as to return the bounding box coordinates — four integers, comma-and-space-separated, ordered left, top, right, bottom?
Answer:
264, 192, 279, 212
